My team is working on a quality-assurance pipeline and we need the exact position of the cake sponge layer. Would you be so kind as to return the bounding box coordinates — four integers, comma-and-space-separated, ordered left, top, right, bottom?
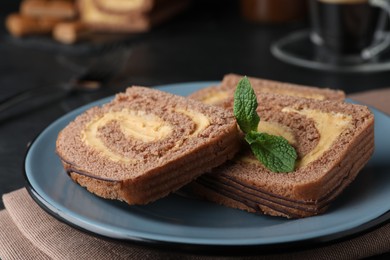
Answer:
189, 93, 374, 218
56, 86, 241, 205
189, 73, 345, 108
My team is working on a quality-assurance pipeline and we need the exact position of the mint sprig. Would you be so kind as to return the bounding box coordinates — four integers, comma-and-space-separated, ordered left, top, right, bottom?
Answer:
233, 77, 260, 133
233, 76, 297, 173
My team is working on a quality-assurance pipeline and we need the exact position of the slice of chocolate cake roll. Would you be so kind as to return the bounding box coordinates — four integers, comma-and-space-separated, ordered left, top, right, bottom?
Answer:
56, 86, 241, 205
189, 73, 345, 108
189, 94, 374, 218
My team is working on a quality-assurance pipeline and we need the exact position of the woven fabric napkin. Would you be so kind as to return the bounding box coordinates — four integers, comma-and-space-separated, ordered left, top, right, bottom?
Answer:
1, 88, 389, 260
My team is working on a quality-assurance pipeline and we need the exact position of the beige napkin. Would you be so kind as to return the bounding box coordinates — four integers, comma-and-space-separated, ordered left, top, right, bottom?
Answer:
1, 88, 389, 260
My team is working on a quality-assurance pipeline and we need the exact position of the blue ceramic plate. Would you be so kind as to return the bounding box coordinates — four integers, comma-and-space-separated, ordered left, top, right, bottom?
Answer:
25, 82, 390, 252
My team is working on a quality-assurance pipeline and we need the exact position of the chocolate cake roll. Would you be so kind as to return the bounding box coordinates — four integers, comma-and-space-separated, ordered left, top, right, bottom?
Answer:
56, 86, 241, 205
189, 94, 374, 218
189, 73, 345, 108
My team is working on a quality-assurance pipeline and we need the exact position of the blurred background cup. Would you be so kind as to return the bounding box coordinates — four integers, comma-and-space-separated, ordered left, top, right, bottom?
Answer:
309, 0, 390, 64
240, 0, 307, 23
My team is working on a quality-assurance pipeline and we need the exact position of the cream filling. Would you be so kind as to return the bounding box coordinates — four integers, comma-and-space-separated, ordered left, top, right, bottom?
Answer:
240, 108, 352, 169
81, 108, 210, 163
175, 108, 210, 136
200, 88, 325, 105
261, 88, 326, 100
257, 121, 296, 145
201, 91, 229, 105
240, 121, 296, 164
81, 109, 172, 162
282, 108, 352, 168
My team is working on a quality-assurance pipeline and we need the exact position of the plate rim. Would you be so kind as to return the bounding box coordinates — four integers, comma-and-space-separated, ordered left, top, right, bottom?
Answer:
23, 81, 390, 254
23, 186, 390, 255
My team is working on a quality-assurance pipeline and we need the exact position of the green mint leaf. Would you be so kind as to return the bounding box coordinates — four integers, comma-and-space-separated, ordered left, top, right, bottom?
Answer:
245, 132, 297, 173
233, 76, 260, 134
233, 76, 297, 173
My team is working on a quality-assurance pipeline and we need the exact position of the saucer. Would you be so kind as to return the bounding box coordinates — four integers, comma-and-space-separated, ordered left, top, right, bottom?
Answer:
271, 30, 390, 73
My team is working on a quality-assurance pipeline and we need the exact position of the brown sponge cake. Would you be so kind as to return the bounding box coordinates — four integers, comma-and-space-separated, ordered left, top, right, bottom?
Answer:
189, 74, 345, 108
56, 86, 241, 205
189, 93, 374, 218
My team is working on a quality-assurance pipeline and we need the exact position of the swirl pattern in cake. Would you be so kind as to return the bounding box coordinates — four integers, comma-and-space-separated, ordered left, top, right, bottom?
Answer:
189, 75, 374, 218
56, 86, 241, 205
